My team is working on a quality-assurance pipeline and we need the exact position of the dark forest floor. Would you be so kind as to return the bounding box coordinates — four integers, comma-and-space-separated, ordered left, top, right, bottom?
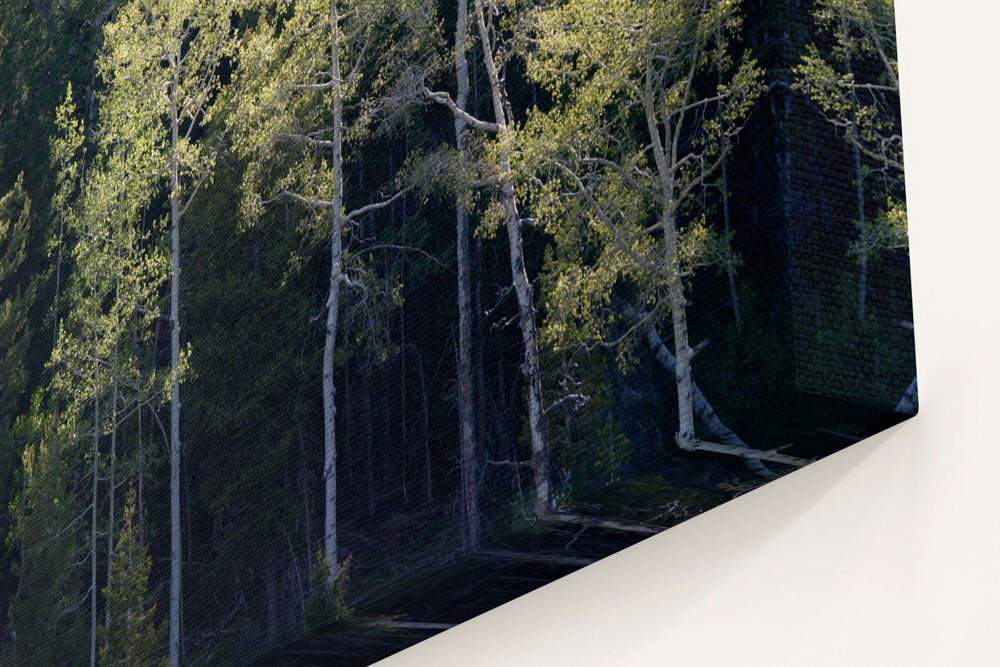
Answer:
253, 394, 907, 666
253, 523, 648, 666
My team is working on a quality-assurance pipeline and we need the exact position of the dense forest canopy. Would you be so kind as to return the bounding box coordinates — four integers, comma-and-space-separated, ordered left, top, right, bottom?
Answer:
0, 0, 912, 664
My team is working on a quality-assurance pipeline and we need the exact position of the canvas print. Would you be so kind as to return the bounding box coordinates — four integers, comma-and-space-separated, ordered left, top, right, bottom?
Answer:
0, 0, 914, 664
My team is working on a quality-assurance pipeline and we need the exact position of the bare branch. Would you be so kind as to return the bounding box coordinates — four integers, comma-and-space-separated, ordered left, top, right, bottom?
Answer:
345, 187, 410, 222
689, 338, 710, 359
545, 393, 590, 415
291, 80, 337, 91
275, 190, 336, 210
421, 87, 499, 134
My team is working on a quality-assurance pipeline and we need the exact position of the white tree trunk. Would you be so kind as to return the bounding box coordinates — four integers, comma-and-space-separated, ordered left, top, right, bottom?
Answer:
455, 0, 480, 550
106, 263, 120, 635
845, 52, 868, 319
641, 70, 696, 449
90, 318, 99, 667
664, 245, 696, 446
169, 75, 183, 667
322, 3, 346, 573
473, 0, 552, 517
322, 265, 342, 572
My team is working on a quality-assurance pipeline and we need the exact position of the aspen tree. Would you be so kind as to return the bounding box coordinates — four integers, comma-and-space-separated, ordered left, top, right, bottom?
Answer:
49, 87, 166, 667
81, 3, 238, 660
229, 0, 439, 571
423, 0, 555, 517
0, 175, 34, 424
451, 0, 480, 548
527, 0, 763, 458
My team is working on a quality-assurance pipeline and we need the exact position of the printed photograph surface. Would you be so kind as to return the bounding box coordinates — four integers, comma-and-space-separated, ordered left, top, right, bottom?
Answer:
0, 0, 914, 664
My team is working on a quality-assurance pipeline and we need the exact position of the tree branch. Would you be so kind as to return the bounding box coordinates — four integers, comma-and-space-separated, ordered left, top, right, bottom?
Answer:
545, 394, 590, 415
421, 87, 499, 134
345, 187, 410, 222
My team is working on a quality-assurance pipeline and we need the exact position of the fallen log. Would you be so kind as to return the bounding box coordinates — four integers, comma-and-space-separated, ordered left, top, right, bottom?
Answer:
684, 439, 811, 467
647, 324, 777, 477
368, 621, 455, 630
475, 549, 596, 567
540, 512, 664, 535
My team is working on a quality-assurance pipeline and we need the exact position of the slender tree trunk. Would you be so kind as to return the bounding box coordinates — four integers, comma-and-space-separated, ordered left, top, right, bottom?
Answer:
845, 48, 868, 319
561, 354, 573, 472
322, 264, 342, 571
90, 315, 99, 667
664, 215, 696, 447
455, 0, 480, 549
852, 138, 867, 318
473, 0, 552, 517
717, 63, 740, 330
138, 390, 144, 543
86, 57, 103, 667
642, 70, 696, 448
322, 4, 346, 573
105, 257, 121, 636
720, 154, 740, 329
169, 70, 183, 667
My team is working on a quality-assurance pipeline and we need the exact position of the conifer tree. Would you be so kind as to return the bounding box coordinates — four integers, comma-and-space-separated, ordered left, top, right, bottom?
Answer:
5, 396, 85, 667
98, 487, 168, 667
0, 174, 36, 425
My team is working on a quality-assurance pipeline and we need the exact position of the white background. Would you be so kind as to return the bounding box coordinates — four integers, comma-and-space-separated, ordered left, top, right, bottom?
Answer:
381, 1, 1000, 665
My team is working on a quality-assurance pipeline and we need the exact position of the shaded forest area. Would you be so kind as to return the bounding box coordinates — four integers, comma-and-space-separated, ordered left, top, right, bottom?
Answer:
0, 0, 914, 665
